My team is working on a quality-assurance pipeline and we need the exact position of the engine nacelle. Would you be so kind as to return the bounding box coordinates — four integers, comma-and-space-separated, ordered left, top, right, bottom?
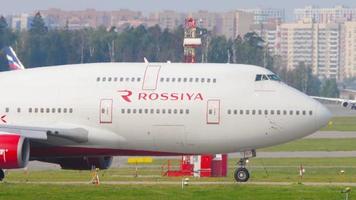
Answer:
0, 134, 30, 169
56, 156, 113, 170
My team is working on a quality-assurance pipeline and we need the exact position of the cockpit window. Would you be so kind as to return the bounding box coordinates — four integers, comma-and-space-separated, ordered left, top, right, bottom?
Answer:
255, 74, 281, 82
267, 74, 281, 81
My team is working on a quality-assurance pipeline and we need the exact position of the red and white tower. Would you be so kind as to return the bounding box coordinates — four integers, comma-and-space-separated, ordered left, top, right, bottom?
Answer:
183, 18, 202, 63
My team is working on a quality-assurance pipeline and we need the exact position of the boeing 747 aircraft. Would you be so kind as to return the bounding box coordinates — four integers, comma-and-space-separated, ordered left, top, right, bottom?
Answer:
0, 51, 331, 182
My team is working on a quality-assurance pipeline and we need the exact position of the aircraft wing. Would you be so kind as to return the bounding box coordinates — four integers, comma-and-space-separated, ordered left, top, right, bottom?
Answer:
0, 124, 89, 143
311, 96, 356, 110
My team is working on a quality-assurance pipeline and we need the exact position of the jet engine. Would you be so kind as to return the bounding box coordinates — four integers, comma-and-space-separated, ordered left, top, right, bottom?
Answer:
0, 134, 30, 169
55, 156, 113, 170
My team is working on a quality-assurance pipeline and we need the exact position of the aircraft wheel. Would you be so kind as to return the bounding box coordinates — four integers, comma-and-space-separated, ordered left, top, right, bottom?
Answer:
234, 167, 249, 182
0, 169, 4, 181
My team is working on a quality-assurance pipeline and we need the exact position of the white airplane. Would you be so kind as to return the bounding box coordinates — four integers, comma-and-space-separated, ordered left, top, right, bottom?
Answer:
0, 58, 331, 182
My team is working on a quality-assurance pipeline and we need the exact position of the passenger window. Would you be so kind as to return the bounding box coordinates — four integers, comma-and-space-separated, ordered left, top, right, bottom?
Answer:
46, 108, 50, 113
120, 77, 124, 82
150, 109, 154, 114
162, 109, 166, 114
131, 77, 135, 82
252, 110, 256, 115
35, 108, 38, 113
172, 78, 176, 82
296, 111, 300, 115
114, 77, 118, 82
277, 110, 281, 115
168, 109, 172, 114
189, 78, 193, 82
127, 109, 131, 114
174, 109, 178, 114
160, 77, 164, 82
227, 109, 231, 115
201, 78, 205, 83
156, 109, 160, 114
183, 78, 187, 82
240, 110, 244, 115
5, 108, 9, 113
40, 108, 44, 113
177, 78, 182, 82
180, 109, 183, 114
234, 110, 238, 115
195, 78, 199, 82
264, 110, 268, 115
137, 78, 141, 82
17, 108, 21, 113
246, 110, 250, 115
63, 108, 67, 113
125, 77, 130, 82
283, 110, 287, 115
133, 109, 137, 114
29, 108, 32, 113
121, 109, 125, 114
258, 110, 262, 115
209, 109, 213, 115
289, 110, 293, 115
213, 78, 216, 83
108, 77, 112, 82
145, 109, 148, 114
96, 77, 100, 82
309, 110, 313, 115
166, 78, 170, 82
139, 109, 142, 114
271, 110, 274, 115
207, 78, 211, 83
186, 109, 189, 114
302, 110, 306, 115
69, 108, 73, 113
102, 77, 106, 82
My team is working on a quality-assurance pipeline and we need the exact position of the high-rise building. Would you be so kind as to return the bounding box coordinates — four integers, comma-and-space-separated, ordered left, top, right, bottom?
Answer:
220, 11, 254, 39
295, 5, 356, 23
190, 10, 221, 34
10, 13, 32, 31
250, 22, 279, 55
278, 19, 341, 79
342, 22, 356, 79
241, 8, 285, 24
149, 10, 184, 30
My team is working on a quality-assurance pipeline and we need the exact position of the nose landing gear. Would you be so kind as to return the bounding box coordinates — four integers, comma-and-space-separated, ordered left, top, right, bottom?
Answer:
234, 150, 256, 182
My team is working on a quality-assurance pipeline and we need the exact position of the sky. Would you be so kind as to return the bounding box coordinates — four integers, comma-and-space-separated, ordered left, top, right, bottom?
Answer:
1, 0, 356, 19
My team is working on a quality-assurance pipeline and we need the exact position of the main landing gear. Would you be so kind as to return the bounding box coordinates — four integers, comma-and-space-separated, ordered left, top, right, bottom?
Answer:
0, 169, 4, 181
234, 150, 256, 182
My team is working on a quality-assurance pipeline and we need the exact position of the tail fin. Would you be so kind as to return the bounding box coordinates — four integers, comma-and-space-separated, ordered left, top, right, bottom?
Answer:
2, 47, 25, 70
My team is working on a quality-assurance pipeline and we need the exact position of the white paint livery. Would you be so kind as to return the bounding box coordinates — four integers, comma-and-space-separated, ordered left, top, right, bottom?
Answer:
0, 62, 331, 157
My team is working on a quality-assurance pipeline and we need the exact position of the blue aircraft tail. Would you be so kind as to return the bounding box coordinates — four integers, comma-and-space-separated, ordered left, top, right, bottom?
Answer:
2, 46, 25, 70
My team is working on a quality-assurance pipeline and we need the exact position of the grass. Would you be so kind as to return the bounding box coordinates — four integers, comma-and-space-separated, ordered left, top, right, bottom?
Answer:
260, 138, 356, 151
321, 116, 356, 131
0, 183, 353, 200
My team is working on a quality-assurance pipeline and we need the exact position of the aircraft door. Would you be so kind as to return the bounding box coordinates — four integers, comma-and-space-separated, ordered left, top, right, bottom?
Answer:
142, 65, 161, 90
207, 99, 220, 124
100, 99, 113, 124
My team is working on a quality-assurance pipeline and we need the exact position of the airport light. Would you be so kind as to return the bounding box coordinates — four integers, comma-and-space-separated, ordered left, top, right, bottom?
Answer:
341, 187, 351, 200
181, 178, 189, 189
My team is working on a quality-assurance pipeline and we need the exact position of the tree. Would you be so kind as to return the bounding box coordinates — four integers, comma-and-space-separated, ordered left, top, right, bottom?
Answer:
208, 36, 228, 63
320, 79, 339, 97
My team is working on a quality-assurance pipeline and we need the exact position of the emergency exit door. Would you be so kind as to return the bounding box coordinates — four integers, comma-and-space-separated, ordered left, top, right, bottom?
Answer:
100, 99, 113, 124
206, 99, 220, 124
142, 65, 161, 90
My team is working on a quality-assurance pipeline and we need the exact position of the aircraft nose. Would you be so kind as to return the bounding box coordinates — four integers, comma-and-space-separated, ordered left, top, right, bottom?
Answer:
315, 102, 332, 129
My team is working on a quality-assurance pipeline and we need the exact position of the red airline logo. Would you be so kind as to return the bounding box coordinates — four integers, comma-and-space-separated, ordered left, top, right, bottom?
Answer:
118, 90, 203, 102
117, 90, 133, 103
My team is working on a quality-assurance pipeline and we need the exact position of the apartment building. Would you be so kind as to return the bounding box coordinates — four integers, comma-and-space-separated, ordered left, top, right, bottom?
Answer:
342, 22, 356, 79
241, 8, 285, 24
278, 19, 341, 79
220, 11, 254, 39
295, 5, 356, 23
